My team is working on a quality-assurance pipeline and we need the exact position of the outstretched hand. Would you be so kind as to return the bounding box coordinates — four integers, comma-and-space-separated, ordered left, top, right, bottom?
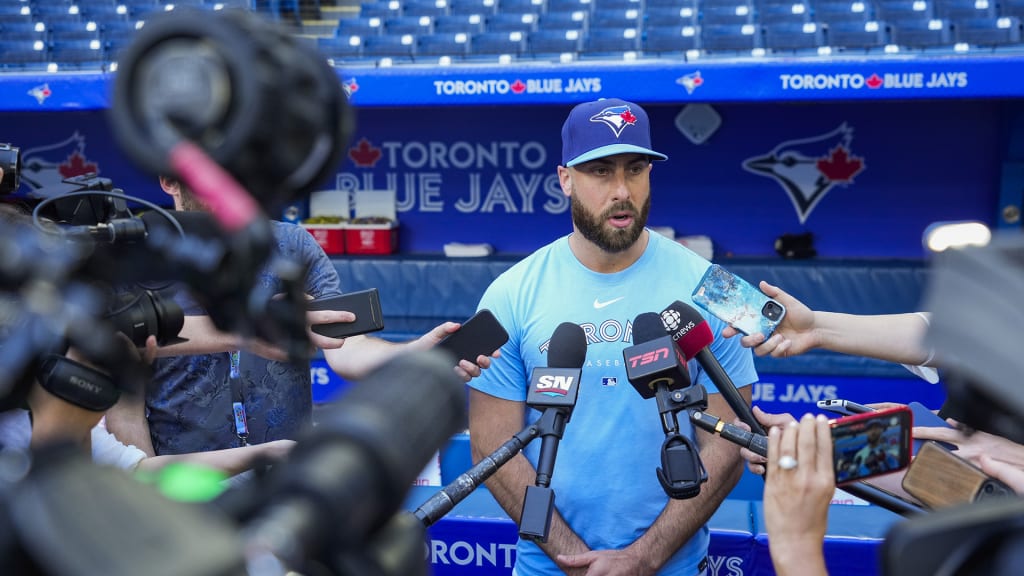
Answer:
722, 281, 819, 358
413, 321, 500, 382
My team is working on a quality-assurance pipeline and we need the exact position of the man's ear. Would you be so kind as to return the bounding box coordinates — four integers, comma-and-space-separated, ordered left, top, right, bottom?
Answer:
158, 176, 179, 196
557, 166, 572, 197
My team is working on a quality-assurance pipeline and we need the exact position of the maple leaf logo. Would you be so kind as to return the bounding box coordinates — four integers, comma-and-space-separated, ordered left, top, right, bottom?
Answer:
866, 74, 883, 89
817, 146, 864, 182
59, 151, 98, 178
511, 79, 526, 94
348, 137, 382, 168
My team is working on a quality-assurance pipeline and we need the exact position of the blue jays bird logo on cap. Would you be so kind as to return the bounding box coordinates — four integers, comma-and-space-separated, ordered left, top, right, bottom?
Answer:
590, 105, 639, 138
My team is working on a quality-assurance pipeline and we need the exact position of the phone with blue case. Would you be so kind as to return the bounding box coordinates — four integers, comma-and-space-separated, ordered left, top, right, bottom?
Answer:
691, 264, 787, 337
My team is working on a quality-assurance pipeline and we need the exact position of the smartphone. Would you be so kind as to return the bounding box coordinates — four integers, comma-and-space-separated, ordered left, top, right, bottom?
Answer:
691, 264, 786, 337
308, 288, 384, 339
901, 441, 1013, 509
907, 401, 956, 454
437, 309, 509, 364
818, 398, 875, 416
831, 406, 913, 485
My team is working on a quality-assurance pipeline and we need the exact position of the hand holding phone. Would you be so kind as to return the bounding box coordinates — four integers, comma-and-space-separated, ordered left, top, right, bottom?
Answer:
437, 309, 509, 364
901, 441, 1013, 509
692, 264, 786, 337
831, 406, 913, 485
308, 288, 384, 339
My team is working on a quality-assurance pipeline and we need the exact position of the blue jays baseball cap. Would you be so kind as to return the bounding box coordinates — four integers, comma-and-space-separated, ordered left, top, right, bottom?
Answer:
561, 98, 668, 167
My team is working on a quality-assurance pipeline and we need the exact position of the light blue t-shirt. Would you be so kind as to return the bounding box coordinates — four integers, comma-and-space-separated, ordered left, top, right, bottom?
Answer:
469, 231, 758, 576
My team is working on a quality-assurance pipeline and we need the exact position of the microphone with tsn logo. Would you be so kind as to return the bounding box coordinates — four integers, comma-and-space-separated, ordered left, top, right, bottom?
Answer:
660, 301, 766, 437
519, 322, 587, 543
622, 312, 708, 500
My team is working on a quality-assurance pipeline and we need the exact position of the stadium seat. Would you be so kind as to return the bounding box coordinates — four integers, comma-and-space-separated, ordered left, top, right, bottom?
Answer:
583, 26, 640, 53
416, 31, 471, 58
590, 8, 642, 30
701, 23, 762, 53
401, 0, 450, 18
763, 20, 826, 50
449, 0, 498, 15
955, 16, 1023, 45
49, 39, 106, 70
0, 20, 47, 43
701, 4, 756, 26
526, 28, 582, 58
812, 1, 875, 24
644, 5, 699, 26
0, 45, 49, 71
336, 16, 384, 36
358, 1, 402, 19
642, 24, 700, 55
468, 30, 524, 59
646, 0, 696, 8
537, 9, 588, 32
545, 0, 593, 13
593, 0, 642, 10
889, 16, 954, 47
498, 0, 546, 14
433, 13, 486, 33
932, 0, 996, 21
384, 15, 434, 34
362, 32, 416, 60
826, 19, 889, 48
317, 35, 367, 61
486, 12, 537, 32
759, 2, 813, 24
875, 0, 935, 21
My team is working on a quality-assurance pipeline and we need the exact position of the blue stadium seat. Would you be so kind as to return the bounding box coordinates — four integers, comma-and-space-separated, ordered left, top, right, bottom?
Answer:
759, 2, 812, 24
416, 31, 472, 57
701, 22, 762, 52
889, 16, 953, 46
875, 0, 935, 21
359, 1, 402, 19
642, 24, 700, 54
336, 16, 384, 36
763, 20, 825, 50
644, 5, 699, 26
486, 12, 537, 32
932, 0, 995, 21
826, 19, 889, 48
384, 15, 434, 34
537, 10, 588, 31
468, 30, 524, 59
590, 8, 642, 29
0, 4, 30, 17
545, 0, 592, 13
583, 26, 640, 53
701, 4, 756, 26
48, 21, 103, 42
0, 20, 47, 42
317, 35, 367, 61
362, 32, 417, 60
955, 16, 1023, 45
1001, 0, 1024, 18
646, 0, 688, 7
498, 0, 546, 14
812, 1, 875, 24
433, 13, 486, 33
526, 28, 582, 58
449, 0, 498, 15
401, 0, 450, 17
49, 40, 106, 70
593, 0, 641, 10
0, 43, 49, 71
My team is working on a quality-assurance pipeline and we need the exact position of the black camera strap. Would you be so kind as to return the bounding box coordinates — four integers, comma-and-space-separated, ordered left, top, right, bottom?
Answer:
228, 350, 248, 447
38, 354, 120, 412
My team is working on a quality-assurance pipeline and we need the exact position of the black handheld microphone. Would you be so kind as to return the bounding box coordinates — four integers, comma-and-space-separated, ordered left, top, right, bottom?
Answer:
519, 322, 586, 543
661, 300, 766, 437
623, 312, 708, 499
690, 410, 768, 457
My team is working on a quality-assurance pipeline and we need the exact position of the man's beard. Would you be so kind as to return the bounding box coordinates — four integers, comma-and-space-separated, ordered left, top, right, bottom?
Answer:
571, 193, 650, 253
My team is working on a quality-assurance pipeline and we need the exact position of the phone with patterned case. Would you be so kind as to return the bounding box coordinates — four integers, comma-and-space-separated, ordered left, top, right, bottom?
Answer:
691, 264, 786, 337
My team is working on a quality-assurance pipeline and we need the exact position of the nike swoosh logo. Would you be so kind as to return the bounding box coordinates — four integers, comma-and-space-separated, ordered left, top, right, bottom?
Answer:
593, 296, 625, 309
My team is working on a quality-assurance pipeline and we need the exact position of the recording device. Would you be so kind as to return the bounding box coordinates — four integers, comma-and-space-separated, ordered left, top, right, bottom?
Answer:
309, 288, 385, 339
437, 309, 510, 364
691, 264, 786, 337
832, 406, 912, 485
519, 322, 586, 543
624, 312, 708, 500
106, 288, 185, 348
817, 398, 874, 416
241, 350, 465, 573
110, 7, 351, 215
0, 143, 20, 195
661, 300, 766, 437
900, 441, 1013, 510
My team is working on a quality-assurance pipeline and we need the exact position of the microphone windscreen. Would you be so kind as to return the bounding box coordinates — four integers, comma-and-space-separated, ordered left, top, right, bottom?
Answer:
548, 322, 587, 369
662, 301, 714, 360
632, 311, 668, 344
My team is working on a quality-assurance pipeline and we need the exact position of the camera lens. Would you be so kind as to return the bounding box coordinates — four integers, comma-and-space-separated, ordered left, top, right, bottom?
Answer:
107, 289, 185, 347
762, 301, 783, 321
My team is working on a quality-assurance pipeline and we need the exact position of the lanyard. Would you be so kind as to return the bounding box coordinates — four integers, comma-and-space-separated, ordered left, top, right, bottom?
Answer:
229, 350, 248, 447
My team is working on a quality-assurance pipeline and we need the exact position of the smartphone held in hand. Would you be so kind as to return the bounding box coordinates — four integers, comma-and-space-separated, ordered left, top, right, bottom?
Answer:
308, 288, 384, 339
831, 406, 913, 485
692, 264, 786, 337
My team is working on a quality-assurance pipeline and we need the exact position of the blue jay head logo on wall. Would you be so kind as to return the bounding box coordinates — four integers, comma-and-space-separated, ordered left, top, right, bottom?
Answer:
590, 105, 639, 138
742, 123, 866, 224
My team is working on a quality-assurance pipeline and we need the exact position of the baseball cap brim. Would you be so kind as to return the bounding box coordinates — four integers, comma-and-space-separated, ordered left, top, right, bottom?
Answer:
565, 144, 668, 167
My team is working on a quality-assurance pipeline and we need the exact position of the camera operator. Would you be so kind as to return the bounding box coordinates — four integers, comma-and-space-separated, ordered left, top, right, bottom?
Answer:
106, 177, 497, 458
